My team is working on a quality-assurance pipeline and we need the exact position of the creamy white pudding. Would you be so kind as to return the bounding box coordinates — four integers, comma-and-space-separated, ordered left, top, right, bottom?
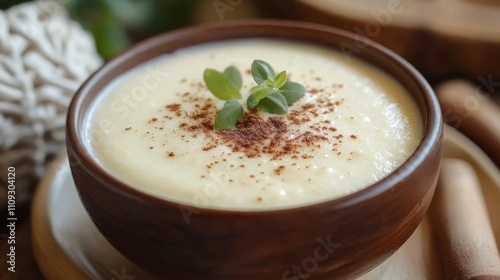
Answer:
84, 39, 423, 210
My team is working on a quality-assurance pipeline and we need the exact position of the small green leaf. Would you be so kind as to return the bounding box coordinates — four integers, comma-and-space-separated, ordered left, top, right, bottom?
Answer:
249, 85, 260, 93
254, 86, 272, 102
274, 71, 287, 88
280, 81, 306, 105
263, 79, 274, 87
256, 92, 288, 115
247, 93, 259, 109
223, 66, 242, 90
204, 69, 242, 100
214, 99, 244, 130
251, 60, 275, 85
247, 87, 272, 109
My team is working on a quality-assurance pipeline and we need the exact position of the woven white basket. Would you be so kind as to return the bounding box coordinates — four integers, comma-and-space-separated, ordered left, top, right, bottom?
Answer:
0, 0, 102, 208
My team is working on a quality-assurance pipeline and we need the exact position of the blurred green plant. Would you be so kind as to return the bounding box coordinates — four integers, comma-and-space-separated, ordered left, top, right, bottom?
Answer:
66, 0, 199, 60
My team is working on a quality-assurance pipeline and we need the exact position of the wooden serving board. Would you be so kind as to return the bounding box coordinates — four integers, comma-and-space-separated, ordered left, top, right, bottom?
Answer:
264, 0, 500, 84
28, 125, 500, 279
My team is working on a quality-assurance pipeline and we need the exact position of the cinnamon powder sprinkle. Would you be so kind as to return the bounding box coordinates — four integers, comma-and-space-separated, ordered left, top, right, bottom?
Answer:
171, 89, 344, 160
274, 165, 286, 175
166, 103, 181, 112
143, 85, 346, 163
309, 88, 320, 94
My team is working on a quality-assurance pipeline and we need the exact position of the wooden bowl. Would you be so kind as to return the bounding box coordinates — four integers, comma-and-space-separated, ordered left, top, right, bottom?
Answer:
66, 20, 443, 280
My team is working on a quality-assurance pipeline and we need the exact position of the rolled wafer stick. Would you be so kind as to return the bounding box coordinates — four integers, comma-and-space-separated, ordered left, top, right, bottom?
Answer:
430, 159, 500, 279
436, 79, 500, 168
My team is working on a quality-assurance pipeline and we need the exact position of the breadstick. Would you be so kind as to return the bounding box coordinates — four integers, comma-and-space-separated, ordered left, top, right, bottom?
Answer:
430, 159, 500, 279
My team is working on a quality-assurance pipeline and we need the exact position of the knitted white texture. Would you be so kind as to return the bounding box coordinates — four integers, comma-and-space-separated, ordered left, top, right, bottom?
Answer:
0, 0, 102, 208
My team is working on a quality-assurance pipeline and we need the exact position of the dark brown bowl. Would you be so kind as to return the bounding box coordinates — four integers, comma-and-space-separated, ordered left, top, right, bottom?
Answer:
66, 20, 443, 280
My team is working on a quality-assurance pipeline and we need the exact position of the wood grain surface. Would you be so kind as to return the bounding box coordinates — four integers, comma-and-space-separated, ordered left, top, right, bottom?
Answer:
262, 0, 500, 84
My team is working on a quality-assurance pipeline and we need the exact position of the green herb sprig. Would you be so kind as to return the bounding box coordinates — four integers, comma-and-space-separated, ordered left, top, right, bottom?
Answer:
203, 60, 306, 130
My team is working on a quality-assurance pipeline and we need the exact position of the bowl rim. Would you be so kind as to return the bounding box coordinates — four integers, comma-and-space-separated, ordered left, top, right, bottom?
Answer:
67, 19, 443, 215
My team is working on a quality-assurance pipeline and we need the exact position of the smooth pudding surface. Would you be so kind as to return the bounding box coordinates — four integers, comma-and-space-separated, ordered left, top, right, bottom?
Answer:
85, 39, 423, 210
